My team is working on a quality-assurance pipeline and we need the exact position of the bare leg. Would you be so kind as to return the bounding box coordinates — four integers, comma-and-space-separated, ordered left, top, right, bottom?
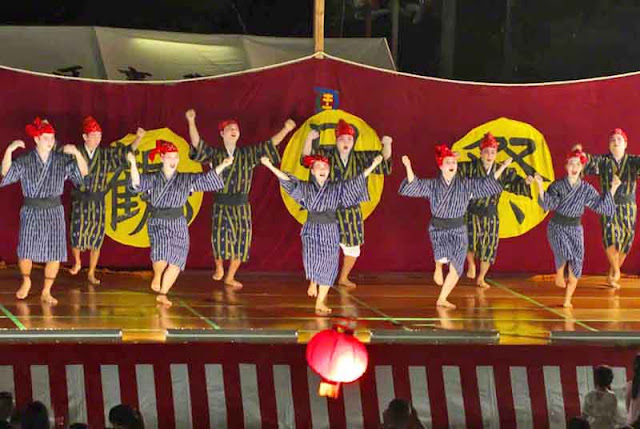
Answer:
157, 264, 181, 307
617, 252, 628, 281
307, 281, 318, 297
564, 265, 578, 308
466, 252, 476, 279
436, 265, 460, 309
69, 248, 82, 275
151, 261, 168, 292
16, 259, 32, 299
224, 259, 243, 290
476, 261, 491, 288
212, 258, 224, 281
433, 262, 444, 286
605, 246, 621, 288
315, 285, 332, 315
41, 261, 60, 305
338, 255, 358, 288
555, 263, 567, 288
87, 248, 101, 285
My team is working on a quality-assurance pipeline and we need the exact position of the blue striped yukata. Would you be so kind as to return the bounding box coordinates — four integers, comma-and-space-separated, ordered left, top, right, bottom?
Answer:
131, 169, 224, 270
190, 139, 281, 262
538, 178, 615, 278
398, 175, 503, 275
279, 174, 370, 286
583, 153, 640, 253
0, 151, 83, 262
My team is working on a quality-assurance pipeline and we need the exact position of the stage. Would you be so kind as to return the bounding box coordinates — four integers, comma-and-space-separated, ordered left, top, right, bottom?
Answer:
0, 267, 638, 344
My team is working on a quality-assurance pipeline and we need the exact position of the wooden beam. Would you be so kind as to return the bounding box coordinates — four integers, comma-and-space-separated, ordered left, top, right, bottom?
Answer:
314, 0, 326, 58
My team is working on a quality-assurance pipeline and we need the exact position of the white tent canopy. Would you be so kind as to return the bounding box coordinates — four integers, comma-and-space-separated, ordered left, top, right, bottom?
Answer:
0, 26, 394, 80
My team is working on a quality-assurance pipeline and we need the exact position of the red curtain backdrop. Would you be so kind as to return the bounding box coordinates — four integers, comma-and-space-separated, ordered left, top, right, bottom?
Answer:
0, 59, 639, 273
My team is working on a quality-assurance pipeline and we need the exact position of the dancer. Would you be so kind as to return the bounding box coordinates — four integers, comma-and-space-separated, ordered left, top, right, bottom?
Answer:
458, 132, 533, 288
186, 109, 295, 289
574, 130, 640, 289
398, 145, 510, 308
69, 116, 146, 284
260, 154, 382, 314
535, 149, 619, 308
1, 117, 89, 304
301, 120, 392, 287
128, 140, 232, 306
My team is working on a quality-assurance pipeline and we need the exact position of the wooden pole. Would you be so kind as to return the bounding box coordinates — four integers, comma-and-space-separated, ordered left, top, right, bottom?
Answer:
439, 0, 456, 78
390, 0, 400, 65
314, 0, 326, 58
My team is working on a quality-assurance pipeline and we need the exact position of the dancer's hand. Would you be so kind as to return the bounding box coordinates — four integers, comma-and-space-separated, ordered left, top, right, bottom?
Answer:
501, 157, 513, 167
185, 109, 196, 121
401, 155, 411, 168
371, 155, 383, 167
611, 174, 622, 193
307, 129, 320, 140
284, 119, 296, 131
62, 145, 79, 156
220, 156, 234, 169
534, 173, 544, 185
571, 143, 583, 152
525, 175, 534, 185
260, 156, 273, 167
7, 140, 25, 152
136, 127, 146, 138
381, 136, 393, 146
126, 152, 137, 165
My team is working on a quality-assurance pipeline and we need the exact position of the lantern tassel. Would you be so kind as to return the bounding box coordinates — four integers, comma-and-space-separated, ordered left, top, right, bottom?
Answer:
318, 380, 341, 398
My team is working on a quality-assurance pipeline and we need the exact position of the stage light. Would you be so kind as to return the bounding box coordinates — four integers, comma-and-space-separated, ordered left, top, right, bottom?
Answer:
550, 331, 640, 345
0, 329, 122, 342
368, 329, 500, 344
165, 329, 298, 343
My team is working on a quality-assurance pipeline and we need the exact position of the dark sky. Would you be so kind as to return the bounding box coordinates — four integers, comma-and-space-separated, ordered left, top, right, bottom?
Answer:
3, 0, 640, 83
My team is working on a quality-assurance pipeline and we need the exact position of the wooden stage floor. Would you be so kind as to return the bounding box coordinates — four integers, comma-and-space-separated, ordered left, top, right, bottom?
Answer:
0, 267, 638, 344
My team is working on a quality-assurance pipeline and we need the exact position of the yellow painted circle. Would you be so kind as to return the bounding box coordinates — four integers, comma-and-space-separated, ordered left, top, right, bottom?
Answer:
280, 109, 385, 224
451, 117, 554, 238
105, 128, 203, 248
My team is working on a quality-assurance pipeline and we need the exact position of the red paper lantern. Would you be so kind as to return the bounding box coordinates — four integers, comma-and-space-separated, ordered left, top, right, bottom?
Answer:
306, 325, 369, 398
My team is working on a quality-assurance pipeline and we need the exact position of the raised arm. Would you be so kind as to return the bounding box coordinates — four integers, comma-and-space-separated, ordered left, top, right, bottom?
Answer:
381, 135, 392, 160
493, 157, 513, 179
127, 152, 141, 190
190, 157, 232, 192
585, 176, 620, 216
500, 166, 533, 198
130, 127, 146, 152
1, 140, 25, 177
270, 119, 296, 146
401, 155, 415, 183
185, 109, 200, 148
63, 145, 89, 177
363, 155, 383, 178
534, 173, 558, 211
301, 129, 320, 157
260, 156, 290, 181
398, 156, 433, 199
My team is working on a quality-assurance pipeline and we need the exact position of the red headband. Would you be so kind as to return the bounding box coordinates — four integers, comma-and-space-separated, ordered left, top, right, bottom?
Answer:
218, 119, 239, 132
335, 119, 355, 139
435, 144, 455, 167
480, 132, 498, 150
609, 128, 628, 143
82, 116, 102, 134
25, 117, 55, 138
566, 149, 587, 165
148, 140, 178, 161
302, 155, 330, 168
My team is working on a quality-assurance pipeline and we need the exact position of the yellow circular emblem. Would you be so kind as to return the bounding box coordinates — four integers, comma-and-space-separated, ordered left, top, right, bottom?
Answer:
105, 128, 203, 248
280, 109, 385, 224
452, 117, 554, 238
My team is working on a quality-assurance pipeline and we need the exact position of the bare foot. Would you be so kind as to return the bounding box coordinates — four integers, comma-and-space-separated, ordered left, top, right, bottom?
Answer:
433, 269, 444, 286
315, 304, 332, 315
338, 278, 356, 288
16, 277, 31, 300
156, 294, 172, 307
224, 279, 243, 291
563, 301, 573, 308
436, 300, 457, 309
613, 268, 621, 282
150, 281, 161, 292
476, 278, 490, 289
607, 276, 621, 290
40, 293, 58, 305
467, 264, 476, 279
69, 264, 81, 275
212, 267, 224, 281
555, 273, 566, 288
87, 272, 101, 285
307, 283, 318, 297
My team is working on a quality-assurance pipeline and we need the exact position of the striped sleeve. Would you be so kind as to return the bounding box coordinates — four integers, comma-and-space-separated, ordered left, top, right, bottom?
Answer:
340, 174, 370, 207
354, 150, 392, 175
468, 176, 502, 199
189, 140, 215, 163
583, 153, 605, 176
65, 156, 84, 187
538, 181, 561, 212
248, 140, 281, 167
0, 155, 24, 187
280, 174, 306, 205
501, 167, 532, 198
130, 173, 155, 193
398, 177, 432, 199
189, 170, 224, 192
584, 184, 615, 216
105, 142, 132, 170
627, 154, 640, 178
